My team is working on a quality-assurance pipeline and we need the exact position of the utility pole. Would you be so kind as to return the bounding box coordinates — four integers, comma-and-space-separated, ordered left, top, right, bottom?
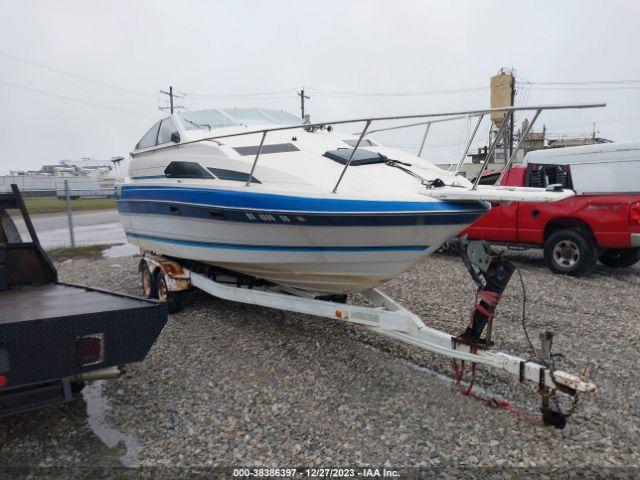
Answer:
509, 75, 515, 158
298, 88, 310, 119
159, 86, 185, 114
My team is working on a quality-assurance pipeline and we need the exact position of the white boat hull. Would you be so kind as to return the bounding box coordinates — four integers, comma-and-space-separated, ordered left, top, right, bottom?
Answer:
119, 199, 484, 292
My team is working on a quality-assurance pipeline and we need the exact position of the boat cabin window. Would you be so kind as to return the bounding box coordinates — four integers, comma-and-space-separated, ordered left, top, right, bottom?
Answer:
164, 161, 213, 179
207, 167, 261, 184
233, 143, 299, 156
343, 139, 378, 148
224, 108, 275, 125
526, 163, 572, 189
136, 121, 161, 149
157, 118, 178, 145
179, 110, 236, 131
177, 108, 302, 131
260, 110, 303, 125
323, 148, 388, 166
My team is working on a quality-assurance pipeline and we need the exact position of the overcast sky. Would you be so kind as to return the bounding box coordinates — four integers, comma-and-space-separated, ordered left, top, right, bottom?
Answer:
1, 0, 639, 173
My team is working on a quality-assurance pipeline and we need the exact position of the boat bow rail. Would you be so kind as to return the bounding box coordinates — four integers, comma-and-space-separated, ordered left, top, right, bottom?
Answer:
131, 103, 605, 200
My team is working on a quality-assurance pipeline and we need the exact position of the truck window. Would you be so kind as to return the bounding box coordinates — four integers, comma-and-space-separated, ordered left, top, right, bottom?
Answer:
476, 172, 500, 185
526, 164, 572, 189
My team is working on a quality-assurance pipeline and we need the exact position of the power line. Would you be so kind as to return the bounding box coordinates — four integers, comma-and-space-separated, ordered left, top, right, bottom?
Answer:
518, 79, 640, 86
0, 79, 156, 119
185, 88, 296, 99
0, 49, 153, 98
188, 94, 298, 103
307, 86, 488, 98
184, 85, 488, 100
546, 116, 640, 130
521, 85, 640, 91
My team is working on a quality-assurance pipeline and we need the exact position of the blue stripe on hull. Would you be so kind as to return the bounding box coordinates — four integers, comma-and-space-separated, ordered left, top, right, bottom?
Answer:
119, 185, 489, 214
126, 232, 429, 252
118, 200, 484, 226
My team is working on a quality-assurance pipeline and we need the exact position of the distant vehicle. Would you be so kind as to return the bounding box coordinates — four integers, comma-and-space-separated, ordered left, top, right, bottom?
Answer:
0, 185, 167, 416
464, 141, 640, 275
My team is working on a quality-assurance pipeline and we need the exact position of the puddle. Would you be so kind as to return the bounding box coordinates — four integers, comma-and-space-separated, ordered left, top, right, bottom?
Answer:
83, 381, 142, 467
102, 243, 140, 258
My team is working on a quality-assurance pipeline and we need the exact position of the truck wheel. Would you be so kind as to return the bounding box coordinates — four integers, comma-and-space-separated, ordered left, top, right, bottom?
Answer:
598, 248, 640, 268
155, 271, 182, 314
141, 266, 157, 299
544, 229, 597, 275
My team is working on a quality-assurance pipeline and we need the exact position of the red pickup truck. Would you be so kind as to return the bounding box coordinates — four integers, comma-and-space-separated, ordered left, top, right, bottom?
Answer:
463, 141, 640, 275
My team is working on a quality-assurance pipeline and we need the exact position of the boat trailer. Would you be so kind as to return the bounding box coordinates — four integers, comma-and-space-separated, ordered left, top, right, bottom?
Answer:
139, 248, 596, 428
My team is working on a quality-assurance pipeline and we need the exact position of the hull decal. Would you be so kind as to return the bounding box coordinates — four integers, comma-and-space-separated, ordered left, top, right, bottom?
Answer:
119, 185, 490, 214
118, 201, 484, 226
126, 232, 429, 252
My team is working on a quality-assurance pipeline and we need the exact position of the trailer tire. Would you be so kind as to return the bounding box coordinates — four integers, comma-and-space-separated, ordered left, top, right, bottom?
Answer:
155, 271, 182, 314
141, 266, 157, 299
598, 248, 640, 268
544, 229, 597, 275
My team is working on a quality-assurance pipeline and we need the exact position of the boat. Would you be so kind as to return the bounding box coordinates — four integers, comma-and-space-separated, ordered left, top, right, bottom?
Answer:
116, 104, 601, 293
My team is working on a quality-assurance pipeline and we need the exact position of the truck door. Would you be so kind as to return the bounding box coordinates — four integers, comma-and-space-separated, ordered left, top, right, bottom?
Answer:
517, 163, 572, 244
497, 167, 525, 243
464, 172, 502, 241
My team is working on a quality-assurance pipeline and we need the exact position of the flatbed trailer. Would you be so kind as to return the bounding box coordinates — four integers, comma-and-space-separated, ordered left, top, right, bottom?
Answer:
0, 185, 167, 416
139, 249, 597, 428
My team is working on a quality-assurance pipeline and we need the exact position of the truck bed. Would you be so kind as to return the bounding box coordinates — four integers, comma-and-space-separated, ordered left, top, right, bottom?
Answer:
0, 282, 167, 389
0, 283, 152, 323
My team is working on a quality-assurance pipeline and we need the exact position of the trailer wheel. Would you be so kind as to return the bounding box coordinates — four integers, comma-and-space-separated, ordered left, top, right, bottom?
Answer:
544, 229, 597, 275
155, 271, 182, 314
141, 266, 157, 299
598, 248, 640, 268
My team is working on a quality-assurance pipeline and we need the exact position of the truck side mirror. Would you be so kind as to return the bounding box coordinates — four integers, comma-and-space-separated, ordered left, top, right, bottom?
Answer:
171, 132, 181, 143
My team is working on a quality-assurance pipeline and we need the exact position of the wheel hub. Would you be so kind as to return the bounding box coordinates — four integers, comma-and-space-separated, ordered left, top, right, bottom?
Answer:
553, 240, 580, 267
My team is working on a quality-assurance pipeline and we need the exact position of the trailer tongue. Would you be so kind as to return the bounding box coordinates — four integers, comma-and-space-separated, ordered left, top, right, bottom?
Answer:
0, 185, 167, 416
140, 247, 596, 428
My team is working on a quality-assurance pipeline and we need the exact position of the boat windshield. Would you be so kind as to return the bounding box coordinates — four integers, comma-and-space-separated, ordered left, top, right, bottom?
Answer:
178, 108, 302, 131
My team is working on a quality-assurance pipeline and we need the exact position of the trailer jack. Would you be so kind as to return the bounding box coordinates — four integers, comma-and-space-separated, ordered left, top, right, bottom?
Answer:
457, 239, 586, 428
458, 239, 515, 346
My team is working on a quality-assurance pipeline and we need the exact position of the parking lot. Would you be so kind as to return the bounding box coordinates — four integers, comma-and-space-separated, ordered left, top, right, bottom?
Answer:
1, 250, 638, 475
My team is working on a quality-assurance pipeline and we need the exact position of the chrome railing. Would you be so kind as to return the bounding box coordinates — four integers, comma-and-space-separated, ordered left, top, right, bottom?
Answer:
133, 103, 605, 193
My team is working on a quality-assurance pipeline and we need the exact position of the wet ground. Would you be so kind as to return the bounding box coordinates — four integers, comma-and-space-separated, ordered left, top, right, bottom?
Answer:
13, 209, 125, 249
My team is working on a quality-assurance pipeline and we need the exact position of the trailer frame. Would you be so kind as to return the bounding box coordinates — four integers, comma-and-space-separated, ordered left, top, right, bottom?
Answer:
139, 253, 596, 408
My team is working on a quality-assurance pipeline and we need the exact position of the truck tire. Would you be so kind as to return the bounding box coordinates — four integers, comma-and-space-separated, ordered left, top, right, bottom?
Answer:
155, 271, 182, 314
544, 229, 597, 275
598, 248, 640, 268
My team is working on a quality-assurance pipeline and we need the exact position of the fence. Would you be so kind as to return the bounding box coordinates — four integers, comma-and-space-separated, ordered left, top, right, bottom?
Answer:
0, 175, 115, 199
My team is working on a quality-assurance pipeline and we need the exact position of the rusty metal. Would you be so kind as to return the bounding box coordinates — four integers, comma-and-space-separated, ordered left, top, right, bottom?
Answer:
141, 255, 192, 293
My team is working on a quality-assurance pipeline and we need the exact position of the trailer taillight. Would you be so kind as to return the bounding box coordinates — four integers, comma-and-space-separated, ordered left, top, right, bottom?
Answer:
630, 202, 640, 225
0, 375, 7, 389
77, 334, 104, 366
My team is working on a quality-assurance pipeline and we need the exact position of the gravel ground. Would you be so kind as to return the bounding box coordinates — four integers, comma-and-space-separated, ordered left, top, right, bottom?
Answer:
1, 249, 638, 476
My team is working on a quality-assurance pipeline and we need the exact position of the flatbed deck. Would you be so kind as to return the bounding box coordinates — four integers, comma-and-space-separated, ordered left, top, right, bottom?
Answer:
0, 185, 168, 416
0, 283, 151, 324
